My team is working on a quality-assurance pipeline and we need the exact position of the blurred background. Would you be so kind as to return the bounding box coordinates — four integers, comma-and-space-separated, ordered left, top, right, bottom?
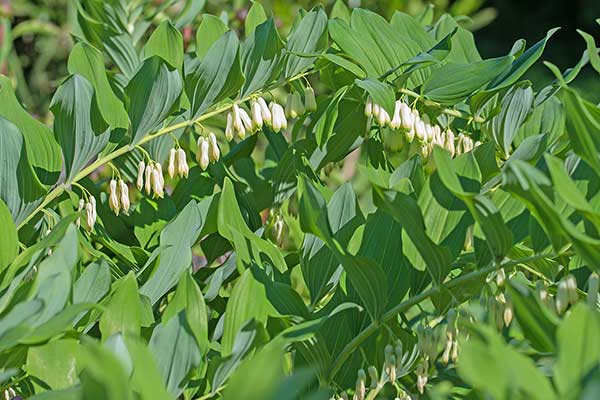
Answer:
1, 0, 599, 120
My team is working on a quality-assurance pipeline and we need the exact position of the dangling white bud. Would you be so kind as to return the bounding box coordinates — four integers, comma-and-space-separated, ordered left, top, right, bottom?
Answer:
208, 132, 220, 162
137, 160, 145, 190
355, 369, 366, 400
232, 104, 243, 132
168, 148, 176, 178
151, 167, 164, 198
496, 268, 506, 288
400, 102, 413, 130
405, 126, 415, 143
85, 202, 95, 232
444, 129, 456, 157
238, 107, 253, 132
566, 275, 578, 305
364, 97, 373, 117
144, 163, 153, 195
270, 102, 286, 133
225, 112, 234, 141
251, 100, 263, 131
367, 366, 378, 389
305, 87, 317, 112
76, 198, 84, 228
414, 119, 427, 142
155, 163, 164, 187
89, 195, 96, 222
176, 148, 189, 178
197, 137, 210, 170
257, 97, 272, 126
390, 101, 402, 130
108, 179, 120, 215
377, 107, 390, 127
119, 180, 130, 213
556, 279, 569, 315
372, 103, 381, 122
503, 299, 513, 327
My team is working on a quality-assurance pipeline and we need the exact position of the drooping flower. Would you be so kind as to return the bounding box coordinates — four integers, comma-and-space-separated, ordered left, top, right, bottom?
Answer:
305, 87, 317, 112
137, 160, 145, 190
108, 179, 120, 215
176, 148, 189, 178
168, 148, 176, 178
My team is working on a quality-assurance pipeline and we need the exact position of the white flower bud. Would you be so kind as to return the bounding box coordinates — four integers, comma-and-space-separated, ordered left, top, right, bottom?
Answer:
556, 279, 569, 315
85, 201, 95, 231
155, 163, 164, 187
108, 179, 120, 215
251, 100, 263, 131
232, 104, 243, 132
503, 300, 513, 327
399, 102, 413, 130
566, 275, 578, 305
414, 119, 427, 142
89, 195, 96, 222
442, 334, 452, 365
151, 167, 164, 198
496, 268, 506, 287
390, 101, 402, 130
198, 137, 210, 170
225, 112, 234, 141
144, 163, 153, 195
305, 87, 317, 112
444, 129, 456, 157
168, 148, 176, 178
208, 132, 220, 162
257, 97, 272, 126
377, 107, 390, 127
76, 198, 84, 228
270, 102, 286, 133
176, 148, 189, 178
137, 160, 145, 190
355, 369, 366, 400
364, 97, 373, 117
119, 180, 130, 213
238, 107, 253, 132
367, 366, 378, 389
372, 102, 381, 122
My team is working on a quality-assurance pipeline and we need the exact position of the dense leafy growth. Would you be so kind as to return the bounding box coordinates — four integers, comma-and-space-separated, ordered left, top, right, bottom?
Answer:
1, 1, 600, 399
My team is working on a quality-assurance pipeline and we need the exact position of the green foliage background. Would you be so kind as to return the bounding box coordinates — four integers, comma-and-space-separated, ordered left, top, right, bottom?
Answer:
0, 1, 599, 399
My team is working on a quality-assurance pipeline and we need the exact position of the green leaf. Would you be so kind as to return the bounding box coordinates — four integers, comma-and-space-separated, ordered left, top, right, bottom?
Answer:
67, 42, 129, 129
0, 199, 18, 271
554, 304, 600, 398
314, 86, 348, 147
195, 14, 228, 59
458, 325, 557, 400
341, 256, 388, 321
126, 56, 183, 145
560, 87, 600, 176
50, 74, 111, 182
186, 30, 243, 119
140, 200, 203, 304
163, 272, 209, 355
25, 339, 80, 390
221, 269, 274, 354
73, 259, 112, 306
240, 18, 284, 97
355, 78, 395, 116
328, 9, 422, 79
0, 76, 61, 188
149, 312, 201, 398
100, 272, 142, 339
125, 336, 173, 400
284, 7, 328, 78
245, 1, 267, 36
430, 14, 481, 63
487, 28, 560, 91
484, 81, 534, 156
506, 281, 557, 353
144, 20, 184, 69
422, 55, 513, 105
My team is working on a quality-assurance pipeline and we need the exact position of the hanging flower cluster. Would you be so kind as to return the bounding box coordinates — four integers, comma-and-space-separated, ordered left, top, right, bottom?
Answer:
108, 179, 130, 216
137, 160, 164, 199
441, 308, 459, 365
196, 132, 220, 170
367, 98, 481, 159
555, 274, 579, 315
168, 148, 190, 178
80, 196, 96, 232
